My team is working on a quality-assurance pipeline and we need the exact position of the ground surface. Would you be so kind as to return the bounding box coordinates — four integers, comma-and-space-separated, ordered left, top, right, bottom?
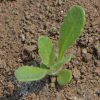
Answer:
0, 0, 100, 100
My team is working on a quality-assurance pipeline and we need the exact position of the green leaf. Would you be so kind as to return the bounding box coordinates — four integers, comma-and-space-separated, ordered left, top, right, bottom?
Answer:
64, 54, 72, 63
38, 36, 54, 66
58, 5, 85, 60
51, 54, 72, 71
40, 63, 49, 69
49, 54, 72, 75
15, 66, 48, 82
57, 69, 72, 85
49, 47, 55, 66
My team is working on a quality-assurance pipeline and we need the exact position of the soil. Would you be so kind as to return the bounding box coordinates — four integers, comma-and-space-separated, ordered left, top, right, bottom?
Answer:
0, 0, 100, 100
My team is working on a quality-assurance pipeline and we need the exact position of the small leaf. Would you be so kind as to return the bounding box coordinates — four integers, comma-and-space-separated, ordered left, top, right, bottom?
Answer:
58, 5, 85, 60
40, 63, 49, 69
38, 36, 54, 66
50, 54, 72, 71
64, 54, 72, 63
15, 66, 48, 82
57, 69, 72, 85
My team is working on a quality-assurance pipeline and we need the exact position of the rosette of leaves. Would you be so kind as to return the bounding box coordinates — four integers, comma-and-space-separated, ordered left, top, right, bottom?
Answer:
15, 5, 85, 85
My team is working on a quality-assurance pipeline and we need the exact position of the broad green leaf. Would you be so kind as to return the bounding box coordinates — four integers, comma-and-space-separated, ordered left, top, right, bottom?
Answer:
38, 36, 54, 66
58, 5, 85, 60
57, 69, 72, 85
15, 66, 48, 82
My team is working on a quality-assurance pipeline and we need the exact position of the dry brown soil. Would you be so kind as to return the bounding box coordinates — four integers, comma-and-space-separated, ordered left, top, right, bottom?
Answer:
0, 0, 100, 100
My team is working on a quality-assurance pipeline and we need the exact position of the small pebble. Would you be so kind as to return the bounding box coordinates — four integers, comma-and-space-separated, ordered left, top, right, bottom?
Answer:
82, 48, 87, 54
82, 53, 92, 62
73, 67, 80, 80
24, 45, 36, 52
20, 34, 26, 42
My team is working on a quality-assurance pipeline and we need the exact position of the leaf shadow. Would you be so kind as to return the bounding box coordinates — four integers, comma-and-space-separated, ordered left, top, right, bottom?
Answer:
18, 50, 49, 93
0, 53, 49, 100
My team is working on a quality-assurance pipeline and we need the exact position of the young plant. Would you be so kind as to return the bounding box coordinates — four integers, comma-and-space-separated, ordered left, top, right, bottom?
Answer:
15, 5, 85, 85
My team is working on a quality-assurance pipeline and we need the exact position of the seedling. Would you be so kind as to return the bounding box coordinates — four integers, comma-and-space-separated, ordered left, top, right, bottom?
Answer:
15, 5, 85, 85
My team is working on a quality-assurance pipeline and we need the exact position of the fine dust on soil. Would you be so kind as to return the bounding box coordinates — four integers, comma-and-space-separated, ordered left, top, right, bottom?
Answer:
0, 0, 100, 100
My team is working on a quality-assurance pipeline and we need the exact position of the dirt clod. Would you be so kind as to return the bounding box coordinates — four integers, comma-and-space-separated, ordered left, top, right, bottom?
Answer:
82, 53, 92, 62
73, 67, 80, 80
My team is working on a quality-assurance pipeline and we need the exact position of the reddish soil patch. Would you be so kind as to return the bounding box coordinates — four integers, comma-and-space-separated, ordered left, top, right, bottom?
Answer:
0, 0, 100, 100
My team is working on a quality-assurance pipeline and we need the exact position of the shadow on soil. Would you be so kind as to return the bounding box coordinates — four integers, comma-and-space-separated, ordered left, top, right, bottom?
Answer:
0, 56, 49, 100
0, 77, 48, 100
